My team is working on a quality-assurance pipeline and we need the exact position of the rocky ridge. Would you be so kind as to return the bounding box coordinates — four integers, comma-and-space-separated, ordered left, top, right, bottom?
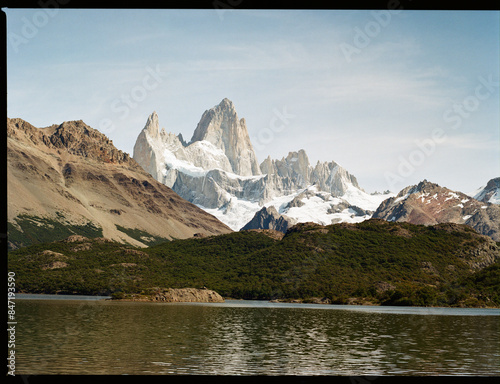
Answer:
373, 180, 500, 241
8, 118, 136, 166
260, 149, 362, 197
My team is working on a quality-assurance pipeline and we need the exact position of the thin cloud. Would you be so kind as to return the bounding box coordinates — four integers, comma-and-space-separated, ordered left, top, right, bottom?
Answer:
438, 135, 500, 150
5, 9, 499, 194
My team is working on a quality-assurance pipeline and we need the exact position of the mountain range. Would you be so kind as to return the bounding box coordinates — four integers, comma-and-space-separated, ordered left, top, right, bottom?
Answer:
133, 98, 394, 231
7, 98, 499, 250
132, 98, 499, 240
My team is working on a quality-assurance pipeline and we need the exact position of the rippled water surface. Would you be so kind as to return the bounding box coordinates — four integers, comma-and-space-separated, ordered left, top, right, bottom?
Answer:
14, 297, 500, 375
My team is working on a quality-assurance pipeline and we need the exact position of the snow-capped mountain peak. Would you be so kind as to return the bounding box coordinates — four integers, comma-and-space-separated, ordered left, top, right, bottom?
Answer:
133, 99, 394, 231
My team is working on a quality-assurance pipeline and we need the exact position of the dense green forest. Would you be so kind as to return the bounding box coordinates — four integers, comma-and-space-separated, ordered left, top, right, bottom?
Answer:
8, 219, 500, 307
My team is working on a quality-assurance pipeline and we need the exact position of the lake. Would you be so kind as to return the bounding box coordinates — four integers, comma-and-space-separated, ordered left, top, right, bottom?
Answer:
13, 295, 500, 376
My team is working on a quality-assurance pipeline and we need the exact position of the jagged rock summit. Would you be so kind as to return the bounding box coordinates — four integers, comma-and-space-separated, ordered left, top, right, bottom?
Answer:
8, 117, 136, 166
7, 117, 232, 249
261, 149, 362, 197
132, 98, 393, 230
133, 99, 261, 182
372, 179, 500, 241
190, 98, 261, 176
144, 111, 161, 140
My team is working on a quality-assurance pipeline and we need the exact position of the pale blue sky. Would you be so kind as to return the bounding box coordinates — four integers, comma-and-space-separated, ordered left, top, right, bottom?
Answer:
4, 8, 499, 194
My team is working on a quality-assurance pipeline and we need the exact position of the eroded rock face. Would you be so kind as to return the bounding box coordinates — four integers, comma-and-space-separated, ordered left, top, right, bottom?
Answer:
454, 239, 500, 271
260, 150, 361, 196
373, 180, 500, 241
190, 98, 261, 177
128, 288, 225, 303
8, 118, 137, 166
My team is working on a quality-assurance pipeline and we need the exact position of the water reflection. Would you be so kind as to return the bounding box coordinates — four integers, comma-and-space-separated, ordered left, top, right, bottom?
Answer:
15, 300, 500, 375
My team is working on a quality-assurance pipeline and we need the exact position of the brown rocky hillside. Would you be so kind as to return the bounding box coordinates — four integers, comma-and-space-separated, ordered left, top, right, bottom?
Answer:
373, 180, 500, 241
7, 118, 232, 249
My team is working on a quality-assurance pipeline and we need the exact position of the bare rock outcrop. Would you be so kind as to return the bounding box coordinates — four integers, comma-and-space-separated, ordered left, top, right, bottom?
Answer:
8, 118, 137, 166
240, 206, 296, 233
190, 98, 261, 176
260, 150, 361, 197
121, 288, 225, 303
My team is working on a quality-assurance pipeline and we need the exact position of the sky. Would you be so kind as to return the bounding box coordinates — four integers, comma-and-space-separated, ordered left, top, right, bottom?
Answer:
4, 8, 500, 195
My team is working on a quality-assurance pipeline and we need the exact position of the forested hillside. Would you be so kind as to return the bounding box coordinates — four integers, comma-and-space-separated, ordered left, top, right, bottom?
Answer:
9, 220, 500, 307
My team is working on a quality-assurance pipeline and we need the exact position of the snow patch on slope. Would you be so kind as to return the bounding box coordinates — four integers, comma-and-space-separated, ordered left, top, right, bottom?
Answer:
199, 183, 395, 231
342, 184, 394, 211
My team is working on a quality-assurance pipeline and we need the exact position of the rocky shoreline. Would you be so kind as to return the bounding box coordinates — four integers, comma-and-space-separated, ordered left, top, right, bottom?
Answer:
268, 297, 499, 308
269, 297, 379, 306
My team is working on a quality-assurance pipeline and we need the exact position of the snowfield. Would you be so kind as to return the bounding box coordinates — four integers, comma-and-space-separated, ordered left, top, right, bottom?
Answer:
197, 182, 394, 231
